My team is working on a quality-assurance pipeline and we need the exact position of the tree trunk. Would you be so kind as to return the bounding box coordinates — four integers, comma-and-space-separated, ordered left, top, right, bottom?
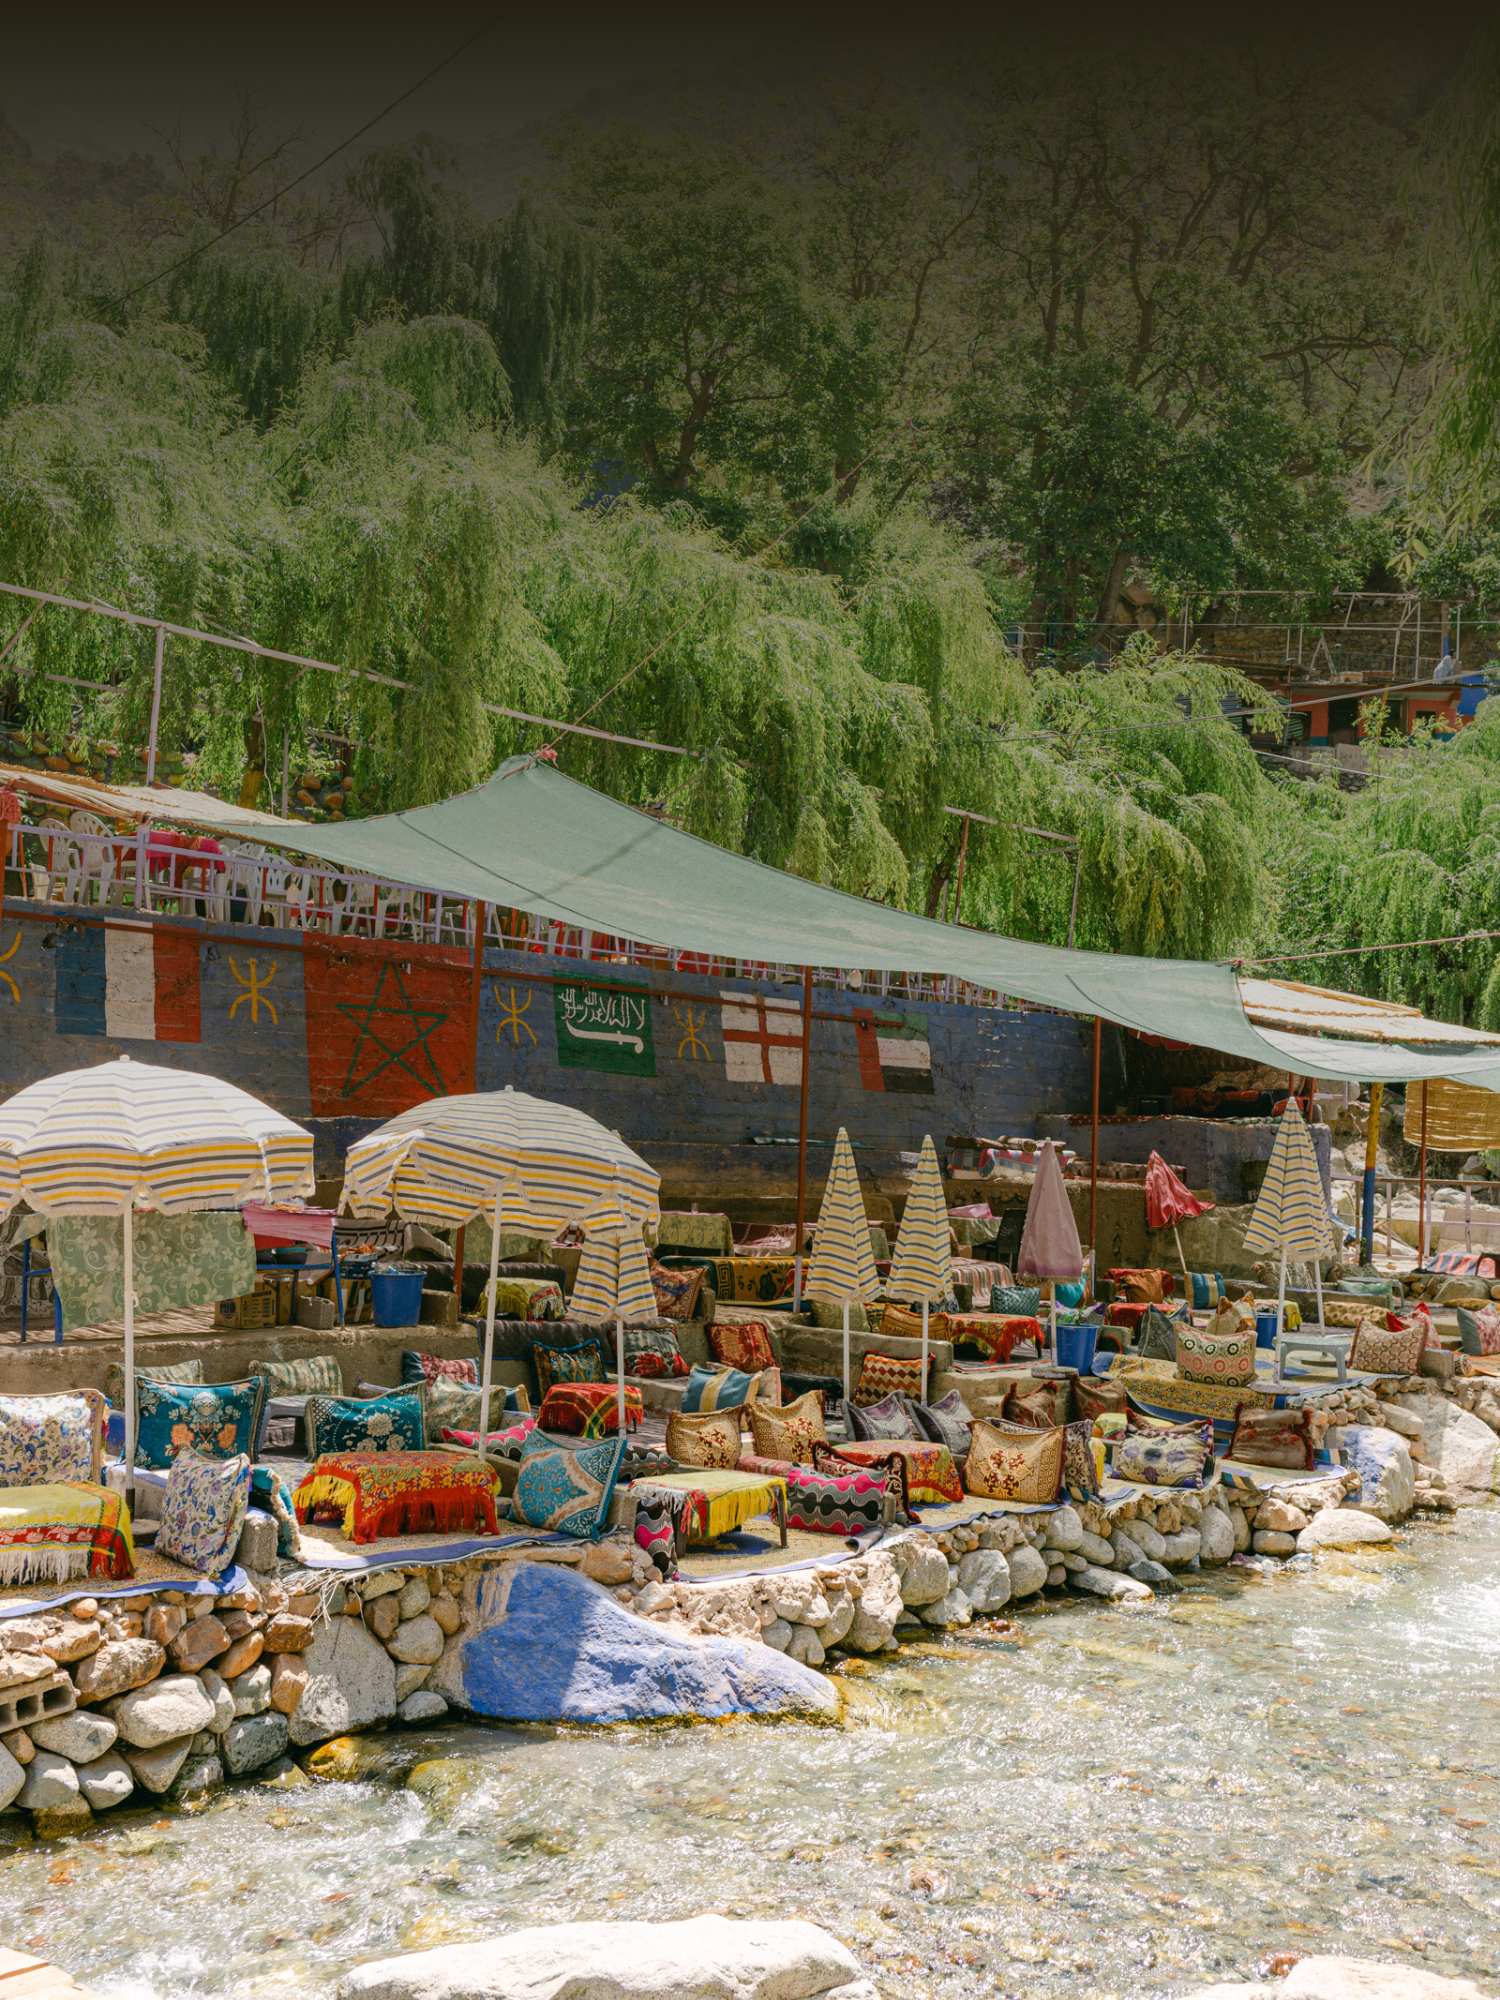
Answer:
1091, 546, 1131, 649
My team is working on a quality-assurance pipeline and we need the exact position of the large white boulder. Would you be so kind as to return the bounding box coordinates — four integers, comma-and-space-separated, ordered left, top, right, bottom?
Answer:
1184, 1957, 1495, 2000
1324, 1428, 1416, 1522
1296, 1508, 1393, 1553
337, 1916, 876, 2000
288, 1614, 398, 1746
1396, 1398, 1500, 1504
1197, 1508, 1235, 1564
956, 1548, 1012, 1613
841, 1555, 902, 1654
888, 1535, 951, 1607
1004, 1545, 1049, 1599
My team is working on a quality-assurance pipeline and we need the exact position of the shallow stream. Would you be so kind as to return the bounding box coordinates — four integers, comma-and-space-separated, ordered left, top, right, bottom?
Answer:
6, 1509, 1500, 2000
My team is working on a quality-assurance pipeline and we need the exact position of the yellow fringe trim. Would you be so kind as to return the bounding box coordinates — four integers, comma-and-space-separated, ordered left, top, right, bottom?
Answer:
293, 1473, 359, 1540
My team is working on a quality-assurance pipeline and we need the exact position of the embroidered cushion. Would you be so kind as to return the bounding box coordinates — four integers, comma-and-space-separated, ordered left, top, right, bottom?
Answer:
622, 1325, 689, 1378
709, 1321, 777, 1373
965, 1419, 1064, 1503
746, 1390, 828, 1466
806, 1299, 870, 1333
1108, 1268, 1172, 1303
156, 1450, 251, 1576
136, 1378, 268, 1470
1456, 1304, 1500, 1356
538, 1382, 643, 1437
1113, 1423, 1211, 1488
1072, 1375, 1129, 1424
533, 1337, 607, 1396
305, 1390, 425, 1459
665, 1406, 743, 1469
0, 1393, 99, 1487
853, 1352, 925, 1407
251, 1354, 343, 1398
649, 1261, 705, 1322
846, 1391, 923, 1442
423, 1375, 494, 1436
485, 1276, 565, 1322
104, 1358, 203, 1409
1349, 1315, 1428, 1375
402, 1351, 479, 1387
988, 1285, 1042, 1317
1228, 1405, 1315, 1469
440, 1418, 538, 1459
1062, 1418, 1102, 1497
513, 1428, 627, 1538
909, 1389, 975, 1462
1175, 1323, 1257, 1389
682, 1364, 764, 1413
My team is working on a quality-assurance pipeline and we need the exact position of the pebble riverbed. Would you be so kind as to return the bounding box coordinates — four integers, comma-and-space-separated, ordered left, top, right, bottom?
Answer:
4, 1507, 1499, 2000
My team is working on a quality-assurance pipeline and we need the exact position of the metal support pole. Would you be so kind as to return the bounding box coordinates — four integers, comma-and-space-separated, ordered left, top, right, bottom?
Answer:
1089, 1016, 1101, 1281
1419, 1081, 1429, 1267
1360, 1082, 1383, 1265
793, 963, 813, 1310
145, 624, 165, 787
455, 899, 488, 1301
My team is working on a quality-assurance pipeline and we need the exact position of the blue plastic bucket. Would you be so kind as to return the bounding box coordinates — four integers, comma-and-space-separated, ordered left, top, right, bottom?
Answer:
1255, 1312, 1278, 1348
1055, 1323, 1098, 1374
371, 1270, 426, 1327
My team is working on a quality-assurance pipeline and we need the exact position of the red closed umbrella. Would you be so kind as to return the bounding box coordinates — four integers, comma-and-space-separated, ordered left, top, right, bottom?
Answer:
1145, 1151, 1213, 1276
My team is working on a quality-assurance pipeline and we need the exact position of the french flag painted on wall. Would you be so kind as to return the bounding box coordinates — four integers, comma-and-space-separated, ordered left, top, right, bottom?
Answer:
54, 923, 201, 1043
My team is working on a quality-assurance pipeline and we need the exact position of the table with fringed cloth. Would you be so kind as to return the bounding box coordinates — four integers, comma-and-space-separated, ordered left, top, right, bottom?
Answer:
946, 1313, 1043, 1363
293, 1452, 500, 1545
628, 1469, 787, 1546
0, 1482, 135, 1585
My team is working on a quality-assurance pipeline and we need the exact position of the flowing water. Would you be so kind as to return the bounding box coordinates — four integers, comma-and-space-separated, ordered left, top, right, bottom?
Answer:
6, 1510, 1500, 2000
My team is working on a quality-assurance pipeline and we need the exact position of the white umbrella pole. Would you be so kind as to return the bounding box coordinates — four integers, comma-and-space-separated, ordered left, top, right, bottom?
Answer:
1049, 1290, 1057, 1364
616, 1315, 625, 1434
1314, 1249, 1326, 1331
1276, 1247, 1288, 1343
123, 1204, 136, 1496
921, 1298, 929, 1400
476, 1197, 503, 1458
842, 1299, 850, 1408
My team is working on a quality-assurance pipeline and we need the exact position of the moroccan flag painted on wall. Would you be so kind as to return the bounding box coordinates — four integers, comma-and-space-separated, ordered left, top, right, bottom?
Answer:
303, 939, 472, 1116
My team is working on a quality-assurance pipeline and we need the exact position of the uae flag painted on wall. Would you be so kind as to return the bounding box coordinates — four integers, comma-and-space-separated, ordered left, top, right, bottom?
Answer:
303, 938, 472, 1117
852, 1008, 935, 1094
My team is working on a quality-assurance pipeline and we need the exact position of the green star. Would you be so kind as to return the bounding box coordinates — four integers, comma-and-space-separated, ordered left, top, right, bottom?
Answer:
336, 962, 449, 1098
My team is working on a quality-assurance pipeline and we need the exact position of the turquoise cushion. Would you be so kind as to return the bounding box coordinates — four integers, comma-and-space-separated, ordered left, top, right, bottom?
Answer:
682, 1363, 755, 1413
512, 1428, 626, 1539
135, 1378, 267, 1471
305, 1391, 426, 1458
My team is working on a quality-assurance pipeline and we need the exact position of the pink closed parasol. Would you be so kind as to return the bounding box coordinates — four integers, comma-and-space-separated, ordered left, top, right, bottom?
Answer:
1145, 1151, 1213, 1275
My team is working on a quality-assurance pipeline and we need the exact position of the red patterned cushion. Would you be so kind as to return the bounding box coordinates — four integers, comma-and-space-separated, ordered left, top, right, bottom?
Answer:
537, 1383, 642, 1437
440, 1417, 537, 1459
853, 1351, 925, 1406
710, 1321, 777, 1372
1350, 1315, 1428, 1375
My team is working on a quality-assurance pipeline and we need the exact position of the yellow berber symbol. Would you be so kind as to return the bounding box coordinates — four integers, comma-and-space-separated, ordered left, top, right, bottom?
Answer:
494, 983, 536, 1045
229, 956, 278, 1025
0, 927, 17, 1004
675, 1003, 709, 1060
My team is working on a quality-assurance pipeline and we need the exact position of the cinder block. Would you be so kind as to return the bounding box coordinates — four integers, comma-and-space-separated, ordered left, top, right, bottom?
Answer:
0, 1668, 77, 1735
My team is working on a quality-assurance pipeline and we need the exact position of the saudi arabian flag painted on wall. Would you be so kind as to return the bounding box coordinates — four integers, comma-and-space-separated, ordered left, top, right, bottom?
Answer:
553, 974, 656, 1076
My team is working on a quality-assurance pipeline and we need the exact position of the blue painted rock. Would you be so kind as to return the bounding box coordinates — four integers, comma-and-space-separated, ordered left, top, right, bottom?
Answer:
428, 1563, 837, 1725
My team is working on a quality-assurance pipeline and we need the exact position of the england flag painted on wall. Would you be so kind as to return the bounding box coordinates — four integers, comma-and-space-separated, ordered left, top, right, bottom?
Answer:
54, 922, 201, 1043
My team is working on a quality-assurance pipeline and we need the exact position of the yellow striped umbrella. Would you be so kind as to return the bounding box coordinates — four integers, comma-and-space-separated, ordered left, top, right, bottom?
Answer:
886, 1134, 952, 1396
343, 1087, 660, 1452
805, 1128, 879, 1400
571, 1228, 658, 1434
0, 1056, 314, 1480
1241, 1100, 1337, 1334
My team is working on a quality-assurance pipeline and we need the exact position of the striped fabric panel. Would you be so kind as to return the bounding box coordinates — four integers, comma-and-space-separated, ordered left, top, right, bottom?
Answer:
805, 1126, 879, 1305
570, 1230, 657, 1323
886, 1134, 952, 1305
1241, 1102, 1337, 1261
0, 1056, 313, 1218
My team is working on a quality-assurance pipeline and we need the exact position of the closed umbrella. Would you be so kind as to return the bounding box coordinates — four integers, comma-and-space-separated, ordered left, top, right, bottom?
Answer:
887, 1135, 952, 1397
804, 1127, 880, 1403
1241, 1100, 1337, 1335
0, 1056, 314, 1486
1018, 1140, 1084, 1360
571, 1228, 658, 1434
1145, 1151, 1213, 1278
342, 1086, 660, 1450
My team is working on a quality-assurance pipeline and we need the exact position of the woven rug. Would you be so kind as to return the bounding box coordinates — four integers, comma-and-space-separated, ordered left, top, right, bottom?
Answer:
0, 1551, 244, 1618
675, 1520, 882, 1579
294, 1522, 567, 1570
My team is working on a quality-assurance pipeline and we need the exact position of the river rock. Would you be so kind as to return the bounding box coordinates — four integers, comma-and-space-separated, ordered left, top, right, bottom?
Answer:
430, 1596, 462, 1637
1222, 1955, 1500, 2000
426, 1561, 837, 1724
218, 1633, 265, 1681
357, 1570, 406, 1601
271, 1654, 310, 1715
30, 1710, 117, 1764
20, 1750, 79, 1810
1159, 1529, 1202, 1567
125, 1735, 195, 1794
199, 1668, 235, 1734
1228, 1506, 1251, 1551
1045, 1506, 1084, 1551
75, 1749, 134, 1811
1109, 1528, 1145, 1567
288, 1613, 398, 1747
1005, 1545, 1049, 1599
261, 1614, 315, 1654
397, 1577, 431, 1620
842, 1556, 903, 1654
336, 1915, 873, 2000
107, 1673, 216, 1749
394, 1663, 432, 1701
1325, 1428, 1416, 1522
1197, 1508, 1234, 1564
1130, 1518, 1167, 1561
956, 1549, 1012, 1613
171, 1754, 223, 1802
0, 1740, 24, 1812
73, 1638, 164, 1701
918, 1588, 972, 1629
786, 1624, 826, 1665
1253, 1530, 1298, 1555
818, 1595, 855, 1649
230, 1664, 272, 1716
223, 1713, 289, 1775
169, 1615, 231, 1673
399, 1691, 448, 1724
145, 1604, 185, 1647
1078, 1529, 1116, 1566
33, 1799, 93, 1837
1375, 1401, 1424, 1438
1070, 1566, 1152, 1601
761, 1619, 793, 1652
1297, 1508, 1393, 1552
1396, 1397, 1500, 1504
368, 1596, 401, 1642
0, 1650, 51, 1690
1129, 1559, 1180, 1593
40, 1621, 101, 1664
387, 1616, 446, 1666
891, 1538, 951, 1608
1256, 1497, 1309, 1534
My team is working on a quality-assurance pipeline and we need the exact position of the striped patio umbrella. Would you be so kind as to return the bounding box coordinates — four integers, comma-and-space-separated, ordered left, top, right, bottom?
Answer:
805, 1127, 879, 1401
343, 1087, 660, 1451
0, 1056, 314, 1481
887, 1134, 952, 1396
571, 1228, 658, 1434
1241, 1100, 1337, 1334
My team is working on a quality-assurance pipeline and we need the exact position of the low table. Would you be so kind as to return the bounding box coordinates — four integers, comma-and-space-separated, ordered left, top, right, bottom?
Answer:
1274, 1329, 1351, 1385
629, 1469, 787, 1547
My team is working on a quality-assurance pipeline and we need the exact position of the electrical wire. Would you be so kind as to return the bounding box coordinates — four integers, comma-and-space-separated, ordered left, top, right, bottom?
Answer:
1230, 928, 1500, 967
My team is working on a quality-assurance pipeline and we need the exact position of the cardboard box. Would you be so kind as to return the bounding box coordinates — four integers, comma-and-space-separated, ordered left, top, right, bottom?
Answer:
215, 1289, 279, 1330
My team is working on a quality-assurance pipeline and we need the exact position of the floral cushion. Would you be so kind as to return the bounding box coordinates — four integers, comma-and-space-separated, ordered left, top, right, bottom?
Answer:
1174, 1323, 1256, 1389
1113, 1422, 1212, 1489
440, 1417, 537, 1461
622, 1325, 689, 1378
305, 1390, 425, 1458
1456, 1305, 1500, 1357
846, 1391, 923, 1442
665, 1407, 743, 1469
1349, 1315, 1428, 1375
104, 1358, 203, 1409
251, 1354, 344, 1398
682, 1364, 765, 1413
1227, 1405, 1314, 1469
156, 1450, 251, 1577
533, 1337, 608, 1396
402, 1351, 479, 1387
1062, 1418, 1102, 1497
709, 1321, 777, 1373
909, 1389, 975, 1462
745, 1390, 828, 1467
136, 1379, 267, 1471
852, 1352, 926, 1407
512, 1429, 626, 1539
965, 1419, 1064, 1503
649, 1262, 705, 1322
0, 1394, 98, 1487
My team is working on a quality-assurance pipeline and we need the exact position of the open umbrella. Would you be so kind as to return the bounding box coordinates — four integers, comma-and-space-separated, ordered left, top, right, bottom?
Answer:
1018, 1139, 1084, 1360
887, 1135, 952, 1396
1241, 1100, 1337, 1335
342, 1086, 660, 1452
570, 1228, 658, 1434
1145, 1151, 1214, 1278
0, 1056, 314, 1486
804, 1127, 880, 1403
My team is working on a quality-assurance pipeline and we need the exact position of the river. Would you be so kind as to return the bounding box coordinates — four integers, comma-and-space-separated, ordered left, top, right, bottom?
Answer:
4, 1508, 1498, 2000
